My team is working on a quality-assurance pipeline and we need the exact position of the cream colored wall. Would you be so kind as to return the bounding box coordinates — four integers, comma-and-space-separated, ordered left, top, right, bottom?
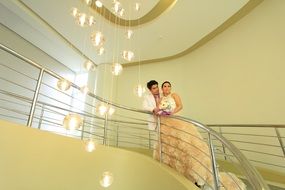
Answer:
0, 24, 75, 79
0, 120, 197, 190
116, 0, 285, 125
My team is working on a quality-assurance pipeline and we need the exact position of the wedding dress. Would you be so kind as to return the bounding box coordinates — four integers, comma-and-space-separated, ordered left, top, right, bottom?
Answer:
153, 94, 246, 190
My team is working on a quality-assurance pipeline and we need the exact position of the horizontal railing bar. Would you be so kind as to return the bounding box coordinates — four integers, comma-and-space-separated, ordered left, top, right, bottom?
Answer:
0, 113, 27, 121
208, 124, 285, 128
214, 146, 284, 158
0, 77, 36, 93
227, 139, 281, 148
0, 97, 31, 107
214, 132, 279, 138
114, 113, 152, 123
238, 148, 284, 158
0, 105, 30, 116
40, 81, 96, 109
114, 140, 153, 149
0, 62, 38, 81
215, 152, 285, 168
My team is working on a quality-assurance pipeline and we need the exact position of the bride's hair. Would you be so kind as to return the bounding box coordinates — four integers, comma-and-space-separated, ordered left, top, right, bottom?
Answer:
161, 81, 171, 88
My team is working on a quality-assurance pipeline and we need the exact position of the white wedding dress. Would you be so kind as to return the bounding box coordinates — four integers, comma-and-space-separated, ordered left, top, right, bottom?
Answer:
153, 94, 246, 189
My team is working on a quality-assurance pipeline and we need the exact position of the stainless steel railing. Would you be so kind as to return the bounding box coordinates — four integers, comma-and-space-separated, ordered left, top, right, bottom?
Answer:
0, 43, 271, 190
206, 124, 285, 172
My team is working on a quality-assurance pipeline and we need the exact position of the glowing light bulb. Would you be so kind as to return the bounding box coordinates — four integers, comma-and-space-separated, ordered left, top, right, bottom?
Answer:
135, 3, 141, 11
108, 107, 115, 116
71, 7, 79, 17
57, 78, 71, 91
119, 8, 125, 16
88, 16, 96, 26
85, 139, 96, 152
91, 31, 105, 47
98, 103, 108, 115
63, 114, 83, 130
97, 47, 105, 55
134, 84, 146, 97
111, 63, 123, 76
113, 1, 122, 13
78, 13, 87, 27
80, 85, 89, 95
84, 60, 96, 71
126, 29, 133, 39
100, 172, 114, 187
122, 50, 134, 61
95, 0, 103, 7
85, 0, 92, 6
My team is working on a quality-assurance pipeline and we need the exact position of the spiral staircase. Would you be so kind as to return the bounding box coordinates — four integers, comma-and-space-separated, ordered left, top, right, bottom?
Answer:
1, 43, 285, 189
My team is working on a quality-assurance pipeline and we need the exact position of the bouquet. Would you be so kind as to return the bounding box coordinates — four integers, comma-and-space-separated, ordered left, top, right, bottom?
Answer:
158, 96, 175, 115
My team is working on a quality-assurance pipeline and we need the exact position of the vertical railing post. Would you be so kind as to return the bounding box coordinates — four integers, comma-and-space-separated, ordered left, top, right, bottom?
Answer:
103, 105, 109, 145
81, 119, 85, 140
208, 133, 220, 190
148, 130, 151, 149
116, 125, 119, 147
27, 68, 44, 127
37, 104, 45, 129
275, 127, 285, 157
218, 127, 227, 160
157, 116, 162, 163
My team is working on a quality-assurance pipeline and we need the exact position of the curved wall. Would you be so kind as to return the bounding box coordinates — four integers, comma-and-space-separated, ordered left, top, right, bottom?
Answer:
0, 120, 196, 190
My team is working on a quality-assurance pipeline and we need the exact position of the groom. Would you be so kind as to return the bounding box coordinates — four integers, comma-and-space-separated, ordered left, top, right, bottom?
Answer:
143, 80, 160, 130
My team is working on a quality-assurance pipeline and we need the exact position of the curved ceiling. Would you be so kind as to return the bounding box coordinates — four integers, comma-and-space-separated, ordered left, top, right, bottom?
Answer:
91, 0, 176, 26
0, 0, 262, 72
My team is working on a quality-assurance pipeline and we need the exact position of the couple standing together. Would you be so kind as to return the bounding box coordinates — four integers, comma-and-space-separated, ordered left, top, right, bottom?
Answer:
143, 80, 182, 130
142, 80, 211, 187
142, 80, 246, 190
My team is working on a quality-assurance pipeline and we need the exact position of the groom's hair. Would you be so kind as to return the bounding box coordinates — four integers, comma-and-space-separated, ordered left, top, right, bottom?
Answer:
147, 80, 158, 90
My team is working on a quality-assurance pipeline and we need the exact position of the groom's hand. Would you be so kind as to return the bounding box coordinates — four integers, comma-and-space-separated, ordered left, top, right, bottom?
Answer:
153, 107, 160, 115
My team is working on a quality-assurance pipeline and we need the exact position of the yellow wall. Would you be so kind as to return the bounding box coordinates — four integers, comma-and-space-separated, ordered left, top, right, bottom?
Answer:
116, 0, 285, 124
0, 120, 197, 190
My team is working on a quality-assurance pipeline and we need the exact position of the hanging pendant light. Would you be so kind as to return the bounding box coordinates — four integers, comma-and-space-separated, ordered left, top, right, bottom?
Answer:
91, 31, 105, 47
80, 85, 89, 95
113, 1, 123, 14
97, 47, 105, 55
95, 0, 103, 8
57, 78, 71, 91
97, 103, 108, 116
100, 171, 114, 187
122, 50, 134, 61
84, 60, 96, 71
111, 63, 123, 76
125, 29, 133, 39
84, 0, 92, 6
85, 139, 96, 152
108, 106, 115, 116
134, 84, 146, 97
71, 7, 79, 17
63, 113, 83, 130
134, 2, 141, 11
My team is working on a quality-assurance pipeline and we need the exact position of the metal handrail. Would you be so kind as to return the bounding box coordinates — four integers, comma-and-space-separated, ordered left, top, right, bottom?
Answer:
0, 43, 271, 189
207, 124, 285, 159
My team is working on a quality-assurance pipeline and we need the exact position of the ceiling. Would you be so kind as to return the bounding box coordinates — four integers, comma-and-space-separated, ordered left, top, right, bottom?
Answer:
0, 0, 258, 73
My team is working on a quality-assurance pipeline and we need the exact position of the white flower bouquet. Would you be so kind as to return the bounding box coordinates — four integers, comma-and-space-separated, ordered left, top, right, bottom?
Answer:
158, 97, 174, 115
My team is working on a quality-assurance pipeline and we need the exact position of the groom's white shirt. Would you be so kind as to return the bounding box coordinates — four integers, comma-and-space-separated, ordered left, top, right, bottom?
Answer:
143, 93, 157, 130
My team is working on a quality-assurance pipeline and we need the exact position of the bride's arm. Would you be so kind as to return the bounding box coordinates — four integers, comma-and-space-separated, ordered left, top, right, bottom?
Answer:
172, 93, 183, 114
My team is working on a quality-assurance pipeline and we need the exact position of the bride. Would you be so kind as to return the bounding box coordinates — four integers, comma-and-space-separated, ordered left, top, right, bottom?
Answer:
153, 81, 246, 190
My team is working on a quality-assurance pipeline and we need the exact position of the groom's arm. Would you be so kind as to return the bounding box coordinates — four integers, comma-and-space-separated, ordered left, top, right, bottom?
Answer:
143, 95, 160, 114
142, 95, 155, 112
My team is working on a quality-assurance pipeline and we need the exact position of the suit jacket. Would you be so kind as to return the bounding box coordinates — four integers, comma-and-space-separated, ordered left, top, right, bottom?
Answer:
143, 94, 157, 130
